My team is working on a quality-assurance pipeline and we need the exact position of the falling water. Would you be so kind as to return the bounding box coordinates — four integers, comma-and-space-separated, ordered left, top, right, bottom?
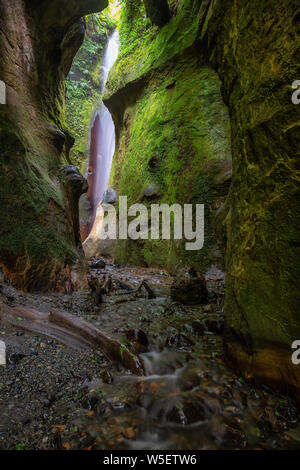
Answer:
87, 30, 119, 233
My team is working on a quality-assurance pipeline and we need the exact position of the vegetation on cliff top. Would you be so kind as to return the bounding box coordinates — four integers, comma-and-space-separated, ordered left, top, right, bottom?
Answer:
66, 12, 115, 171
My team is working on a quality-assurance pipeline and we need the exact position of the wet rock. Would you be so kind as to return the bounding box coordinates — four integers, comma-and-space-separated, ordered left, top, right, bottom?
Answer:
182, 400, 207, 424
178, 362, 202, 391
90, 258, 106, 270
165, 333, 193, 350
264, 406, 282, 433
102, 188, 117, 204
224, 424, 248, 449
192, 320, 205, 336
125, 329, 149, 347
100, 369, 113, 384
166, 406, 187, 425
275, 401, 298, 425
124, 329, 149, 354
203, 315, 224, 335
82, 393, 101, 411
171, 267, 208, 305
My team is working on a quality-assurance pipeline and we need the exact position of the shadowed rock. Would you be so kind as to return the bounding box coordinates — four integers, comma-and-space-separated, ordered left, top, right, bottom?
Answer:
171, 267, 208, 305
143, 0, 171, 26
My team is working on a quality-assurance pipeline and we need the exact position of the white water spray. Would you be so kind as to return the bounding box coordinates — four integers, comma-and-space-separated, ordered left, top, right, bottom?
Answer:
88, 30, 119, 223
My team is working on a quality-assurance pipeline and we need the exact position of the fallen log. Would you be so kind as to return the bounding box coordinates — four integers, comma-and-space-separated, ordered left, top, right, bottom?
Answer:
112, 279, 156, 300
49, 308, 144, 375
0, 300, 144, 376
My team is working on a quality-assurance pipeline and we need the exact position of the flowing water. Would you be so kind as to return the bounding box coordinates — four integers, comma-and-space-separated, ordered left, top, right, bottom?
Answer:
87, 30, 119, 230
1, 262, 299, 450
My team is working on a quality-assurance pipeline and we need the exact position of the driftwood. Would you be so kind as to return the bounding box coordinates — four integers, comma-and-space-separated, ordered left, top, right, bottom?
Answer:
88, 274, 113, 304
0, 300, 144, 376
136, 280, 156, 299
112, 279, 156, 300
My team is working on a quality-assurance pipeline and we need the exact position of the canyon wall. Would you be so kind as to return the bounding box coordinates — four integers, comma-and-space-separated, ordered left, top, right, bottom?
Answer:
0, 0, 299, 401
104, 0, 232, 273
0, 0, 107, 291
105, 0, 300, 400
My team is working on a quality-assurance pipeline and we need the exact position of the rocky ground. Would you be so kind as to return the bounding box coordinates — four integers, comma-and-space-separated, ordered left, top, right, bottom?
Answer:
0, 260, 299, 450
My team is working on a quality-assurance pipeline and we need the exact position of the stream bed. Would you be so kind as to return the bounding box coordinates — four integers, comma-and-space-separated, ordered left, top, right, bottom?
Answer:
0, 261, 299, 450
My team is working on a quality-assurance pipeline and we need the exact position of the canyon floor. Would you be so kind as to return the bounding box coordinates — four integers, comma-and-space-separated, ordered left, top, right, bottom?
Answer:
0, 260, 299, 450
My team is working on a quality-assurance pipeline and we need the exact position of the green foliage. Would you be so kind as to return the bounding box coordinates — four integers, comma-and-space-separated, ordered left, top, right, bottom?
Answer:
66, 13, 116, 170
117, 0, 157, 60
15, 443, 26, 451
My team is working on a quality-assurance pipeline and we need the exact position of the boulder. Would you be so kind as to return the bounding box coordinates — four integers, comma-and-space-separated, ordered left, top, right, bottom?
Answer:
102, 188, 117, 204
171, 267, 208, 305
89, 258, 106, 270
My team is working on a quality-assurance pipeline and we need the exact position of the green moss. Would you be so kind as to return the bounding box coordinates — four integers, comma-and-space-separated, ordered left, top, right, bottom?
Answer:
111, 57, 231, 272
0, 132, 77, 269
105, 0, 203, 98
66, 13, 115, 170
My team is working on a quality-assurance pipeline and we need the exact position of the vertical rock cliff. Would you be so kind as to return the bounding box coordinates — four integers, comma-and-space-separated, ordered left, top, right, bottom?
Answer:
104, 0, 300, 401
0, 0, 107, 291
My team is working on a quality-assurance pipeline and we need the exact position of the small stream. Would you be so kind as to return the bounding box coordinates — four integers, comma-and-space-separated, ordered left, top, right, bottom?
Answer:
1, 263, 299, 450
63, 264, 300, 451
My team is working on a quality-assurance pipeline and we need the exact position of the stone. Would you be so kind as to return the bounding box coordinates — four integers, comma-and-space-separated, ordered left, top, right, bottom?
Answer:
192, 321, 205, 337
102, 188, 117, 204
90, 258, 106, 270
171, 267, 208, 305
203, 315, 224, 335
142, 184, 161, 199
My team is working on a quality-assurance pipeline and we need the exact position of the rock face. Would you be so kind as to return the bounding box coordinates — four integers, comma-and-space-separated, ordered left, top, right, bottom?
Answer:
171, 267, 208, 305
204, 0, 300, 403
105, 13, 232, 273
105, 0, 300, 402
143, 0, 171, 26
59, 165, 88, 250
0, 0, 107, 291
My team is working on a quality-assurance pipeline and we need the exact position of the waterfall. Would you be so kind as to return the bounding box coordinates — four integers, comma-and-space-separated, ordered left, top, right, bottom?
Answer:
86, 30, 119, 235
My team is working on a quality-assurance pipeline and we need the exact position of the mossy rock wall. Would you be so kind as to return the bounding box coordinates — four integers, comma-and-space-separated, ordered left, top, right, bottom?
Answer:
203, 0, 300, 401
105, 0, 231, 273
105, 0, 300, 402
0, 0, 107, 291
